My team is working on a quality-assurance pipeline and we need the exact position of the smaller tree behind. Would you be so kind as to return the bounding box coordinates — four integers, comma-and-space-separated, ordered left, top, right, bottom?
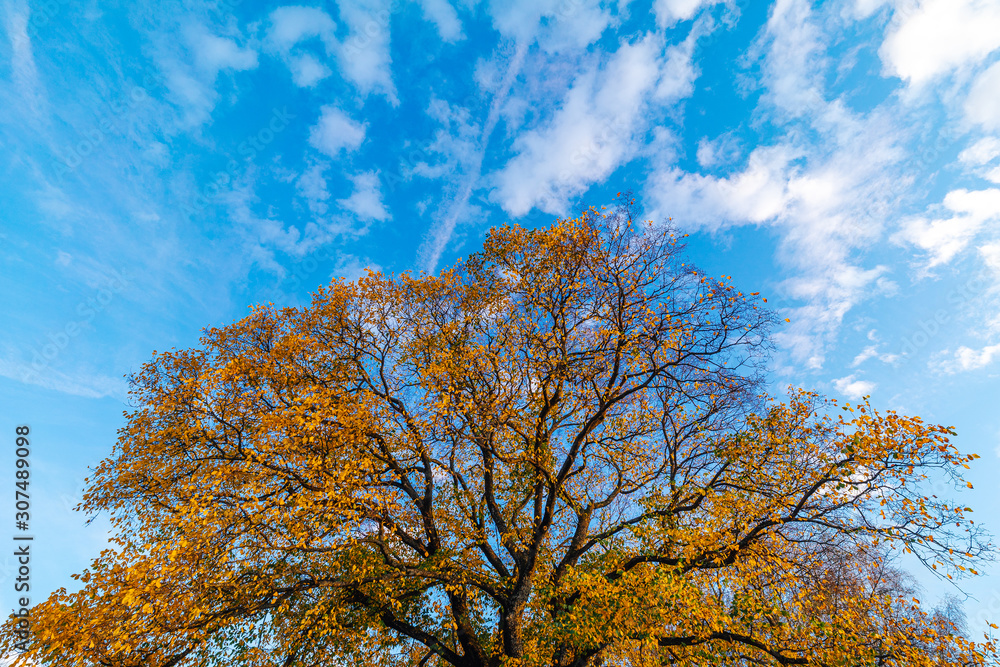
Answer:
3, 199, 996, 666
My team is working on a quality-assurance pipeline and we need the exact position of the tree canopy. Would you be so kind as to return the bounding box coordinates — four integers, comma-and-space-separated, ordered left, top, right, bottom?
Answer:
4, 200, 997, 666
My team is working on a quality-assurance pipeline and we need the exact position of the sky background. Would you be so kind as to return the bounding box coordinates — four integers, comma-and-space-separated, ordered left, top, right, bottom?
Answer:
1, 0, 1000, 645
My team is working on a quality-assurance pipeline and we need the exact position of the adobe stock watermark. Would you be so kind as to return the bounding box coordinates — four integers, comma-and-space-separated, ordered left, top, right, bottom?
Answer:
25, 0, 70, 37
896, 271, 992, 359
180, 106, 295, 216
21, 271, 130, 381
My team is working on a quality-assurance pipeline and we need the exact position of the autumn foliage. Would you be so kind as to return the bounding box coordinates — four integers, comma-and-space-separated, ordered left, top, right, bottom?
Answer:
4, 200, 997, 666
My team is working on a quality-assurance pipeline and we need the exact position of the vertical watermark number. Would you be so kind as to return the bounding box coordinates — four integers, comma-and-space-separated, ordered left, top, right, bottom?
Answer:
11, 425, 32, 653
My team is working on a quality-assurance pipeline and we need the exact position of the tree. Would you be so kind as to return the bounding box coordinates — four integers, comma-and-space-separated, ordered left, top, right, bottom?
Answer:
3, 199, 997, 667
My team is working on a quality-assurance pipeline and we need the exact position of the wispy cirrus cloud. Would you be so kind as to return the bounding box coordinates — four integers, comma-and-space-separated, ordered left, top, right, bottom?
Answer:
414, 39, 528, 274
3, 0, 45, 117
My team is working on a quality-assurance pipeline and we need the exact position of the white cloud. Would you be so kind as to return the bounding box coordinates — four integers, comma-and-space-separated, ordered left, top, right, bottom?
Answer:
162, 67, 214, 126
774, 264, 889, 370
879, 0, 1000, 85
648, 146, 878, 370
308, 106, 367, 156
159, 24, 258, 127
980, 241, 1000, 272
655, 35, 699, 101
760, 0, 830, 117
291, 53, 334, 88
959, 136, 1000, 166
851, 345, 878, 366
492, 32, 696, 217
416, 40, 529, 275
331, 254, 384, 283
695, 133, 741, 169
417, 0, 464, 42
934, 343, 1000, 373
0, 353, 128, 400
876, 276, 899, 296
653, 0, 726, 28
265, 6, 338, 87
850, 0, 890, 19
646, 146, 794, 227
187, 25, 257, 73
537, 0, 613, 54
959, 137, 1000, 183
335, 0, 399, 103
695, 138, 715, 169
266, 6, 337, 52
894, 188, 1000, 269
484, 0, 545, 42
485, 0, 612, 51
296, 162, 331, 215
4, 1, 45, 116
851, 344, 899, 366
644, 0, 912, 370
411, 98, 481, 180
966, 60, 1000, 131
220, 184, 330, 263
337, 171, 390, 221
833, 374, 877, 400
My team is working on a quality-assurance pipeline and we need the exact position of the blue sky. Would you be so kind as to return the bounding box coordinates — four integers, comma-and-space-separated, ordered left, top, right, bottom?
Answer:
2, 0, 1000, 643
